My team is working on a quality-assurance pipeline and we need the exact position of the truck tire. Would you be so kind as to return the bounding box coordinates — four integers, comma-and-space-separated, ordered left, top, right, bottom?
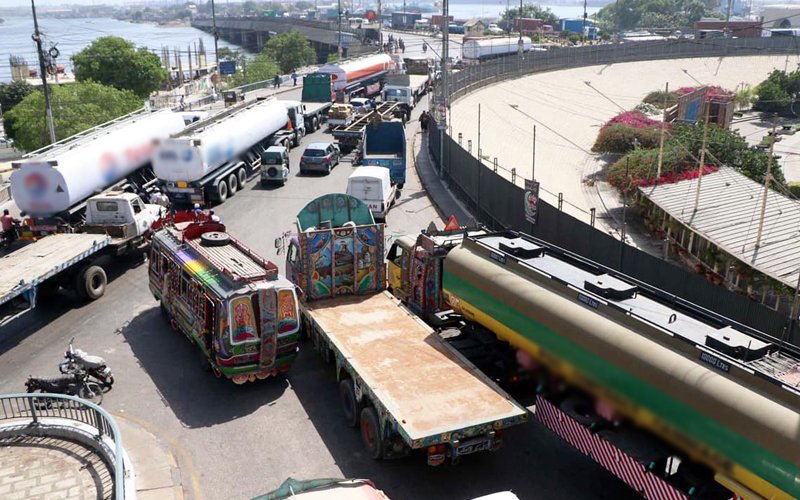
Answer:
360, 407, 384, 460
237, 168, 247, 189
200, 231, 230, 246
76, 265, 107, 301
227, 173, 238, 196
312, 116, 319, 132
339, 379, 363, 428
292, 134, 301, 148
216, 181, 228, 203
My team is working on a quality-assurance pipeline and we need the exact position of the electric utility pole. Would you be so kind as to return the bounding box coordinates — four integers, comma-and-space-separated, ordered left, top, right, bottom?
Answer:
31, 0, 56, 144
210, 0, 220, 76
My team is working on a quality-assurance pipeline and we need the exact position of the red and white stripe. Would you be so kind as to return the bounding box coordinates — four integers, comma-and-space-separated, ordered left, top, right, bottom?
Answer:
535, 396, 687, 500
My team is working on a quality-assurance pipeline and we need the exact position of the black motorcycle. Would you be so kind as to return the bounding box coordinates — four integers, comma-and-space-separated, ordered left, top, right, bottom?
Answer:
59, 337, 114, 387
25, 372, 103, 405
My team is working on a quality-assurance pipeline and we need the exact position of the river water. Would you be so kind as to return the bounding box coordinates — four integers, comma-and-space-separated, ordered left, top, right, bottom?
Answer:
0, 16, 242, 83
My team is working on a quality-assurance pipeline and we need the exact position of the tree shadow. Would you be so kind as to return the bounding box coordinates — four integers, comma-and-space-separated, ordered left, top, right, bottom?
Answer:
118, 306, 288, 428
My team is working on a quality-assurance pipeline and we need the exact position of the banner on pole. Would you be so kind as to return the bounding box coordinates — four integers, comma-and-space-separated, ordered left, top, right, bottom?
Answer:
524, 179, 540, 225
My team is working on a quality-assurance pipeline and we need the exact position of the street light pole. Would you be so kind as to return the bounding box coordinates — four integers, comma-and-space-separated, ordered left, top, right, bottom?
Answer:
210, 0, 220, 78
31, 0, 56, 144
337, 0, 343, 58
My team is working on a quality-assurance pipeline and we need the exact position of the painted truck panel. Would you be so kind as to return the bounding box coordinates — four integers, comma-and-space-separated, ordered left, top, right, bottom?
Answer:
11, 110, 185, 216
153, 99, 289, 183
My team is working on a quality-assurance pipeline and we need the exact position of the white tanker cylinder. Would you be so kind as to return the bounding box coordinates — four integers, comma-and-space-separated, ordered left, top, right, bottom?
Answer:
10, 109, 186, 217
153, 99, 290, 183
316, 54, 394, 91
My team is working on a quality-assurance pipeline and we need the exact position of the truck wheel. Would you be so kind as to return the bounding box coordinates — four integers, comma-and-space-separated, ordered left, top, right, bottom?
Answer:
360, 407, 384, 460
216, 181, 228, 203
227, 174, 238, 196
339, 379, 363, 428
237, 168, 247, 189
77, 265, 107, 301
293, 134, 301, 148
312, 116, 319, 131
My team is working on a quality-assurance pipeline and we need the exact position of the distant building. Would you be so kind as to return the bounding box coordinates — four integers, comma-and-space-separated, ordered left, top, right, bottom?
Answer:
514, 18, 544, 35
694, 18, 763, 38
392, 11, 421, 29
560, 18, 595, 34
430, 14, 454, 28
463, 19, 485, 37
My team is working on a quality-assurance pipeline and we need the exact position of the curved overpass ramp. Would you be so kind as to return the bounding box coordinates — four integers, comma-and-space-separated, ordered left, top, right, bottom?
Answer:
449, 50, 795, 234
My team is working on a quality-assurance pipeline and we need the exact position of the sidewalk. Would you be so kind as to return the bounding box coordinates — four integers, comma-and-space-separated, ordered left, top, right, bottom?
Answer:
0, 415, 185, 500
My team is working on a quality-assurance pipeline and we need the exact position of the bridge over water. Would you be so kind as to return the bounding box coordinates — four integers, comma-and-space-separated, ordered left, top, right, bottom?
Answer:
191, 17, 378, 62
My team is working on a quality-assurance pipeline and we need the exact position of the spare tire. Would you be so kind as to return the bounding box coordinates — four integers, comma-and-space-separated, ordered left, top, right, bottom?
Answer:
267, 167, 278, 178
200, 231, 230, 247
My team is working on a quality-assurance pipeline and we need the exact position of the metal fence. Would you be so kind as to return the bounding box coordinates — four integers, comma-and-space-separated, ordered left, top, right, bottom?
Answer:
446, 37, 800, 101
0, 393, 129, 499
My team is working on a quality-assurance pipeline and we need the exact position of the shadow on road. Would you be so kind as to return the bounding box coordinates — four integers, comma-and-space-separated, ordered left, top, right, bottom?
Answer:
119, 306, 289, 428
288, 338, 637, 500
0, 253, 148, 357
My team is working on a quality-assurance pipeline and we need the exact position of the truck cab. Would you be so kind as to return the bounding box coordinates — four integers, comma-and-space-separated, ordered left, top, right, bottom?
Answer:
83, 192, 163, 250
282, 101, 307, 138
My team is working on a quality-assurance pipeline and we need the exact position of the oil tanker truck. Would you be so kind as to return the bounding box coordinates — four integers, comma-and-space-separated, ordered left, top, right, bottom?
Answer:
153, 98, 296, 206
315, 53, 398, 102
461, 37, 532, 62
387, 227, 800, 500
10, 108, 185, 227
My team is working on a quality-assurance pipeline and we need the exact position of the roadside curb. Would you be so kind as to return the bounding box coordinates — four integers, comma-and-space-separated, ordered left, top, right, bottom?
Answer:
113, 414, 189, 500
410, 124, 474, 224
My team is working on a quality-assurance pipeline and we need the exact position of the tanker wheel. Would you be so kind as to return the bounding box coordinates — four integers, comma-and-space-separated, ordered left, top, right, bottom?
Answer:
216, 181, 228, 203
227, 174, 238, 196
236, 168, 247, 189
312, 116, 319, 131
360, 407, 384, 460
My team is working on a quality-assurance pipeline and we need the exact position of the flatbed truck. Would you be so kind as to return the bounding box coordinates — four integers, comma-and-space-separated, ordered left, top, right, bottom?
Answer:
0, 192, 164, 326
330, 102, 407, 153
283, 194, 527, 465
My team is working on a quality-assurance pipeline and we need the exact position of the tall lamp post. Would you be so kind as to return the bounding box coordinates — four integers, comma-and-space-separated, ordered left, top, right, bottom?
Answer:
31, 0, 56, 144
210, 0, 220, 93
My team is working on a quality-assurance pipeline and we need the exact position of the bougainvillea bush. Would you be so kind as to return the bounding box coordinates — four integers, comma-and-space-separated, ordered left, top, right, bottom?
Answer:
591, 111, 666, 154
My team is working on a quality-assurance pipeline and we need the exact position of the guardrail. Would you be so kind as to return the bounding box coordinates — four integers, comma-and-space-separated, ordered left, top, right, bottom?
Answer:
0, 393, 129, 499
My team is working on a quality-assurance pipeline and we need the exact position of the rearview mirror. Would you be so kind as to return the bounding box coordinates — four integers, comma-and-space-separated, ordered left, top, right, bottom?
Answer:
274, 237, 281, 249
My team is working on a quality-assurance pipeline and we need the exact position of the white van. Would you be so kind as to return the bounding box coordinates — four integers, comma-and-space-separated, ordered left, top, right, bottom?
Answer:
346, 166, 397, 221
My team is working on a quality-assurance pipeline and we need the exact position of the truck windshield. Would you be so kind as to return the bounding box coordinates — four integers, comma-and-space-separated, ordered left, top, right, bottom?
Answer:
229, 294, 261, 345
385, 89, 408, 97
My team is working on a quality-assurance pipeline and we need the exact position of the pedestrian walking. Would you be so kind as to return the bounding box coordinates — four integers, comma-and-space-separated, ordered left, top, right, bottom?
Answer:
273, 74, 281, 89
179, 95, 185, 111
419, 110, 429, 132
399, 39, 405, 53
291, 71, 298, 86
422, 41, 427, 53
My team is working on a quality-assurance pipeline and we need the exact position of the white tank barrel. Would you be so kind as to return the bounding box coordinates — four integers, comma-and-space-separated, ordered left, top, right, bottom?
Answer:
11, 109, 186, 216
462, 37, 532, 59
153, 99, 290, 183
317, 54, 394, 91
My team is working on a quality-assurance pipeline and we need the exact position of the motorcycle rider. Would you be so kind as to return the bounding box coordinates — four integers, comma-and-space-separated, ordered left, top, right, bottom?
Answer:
1, 209, 19, 245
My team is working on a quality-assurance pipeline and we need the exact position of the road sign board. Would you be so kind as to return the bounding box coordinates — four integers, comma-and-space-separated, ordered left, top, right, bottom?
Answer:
219, 60, 236, 75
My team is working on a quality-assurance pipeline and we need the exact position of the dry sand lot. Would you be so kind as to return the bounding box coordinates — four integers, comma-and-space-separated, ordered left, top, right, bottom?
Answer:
450, 55, 798, 233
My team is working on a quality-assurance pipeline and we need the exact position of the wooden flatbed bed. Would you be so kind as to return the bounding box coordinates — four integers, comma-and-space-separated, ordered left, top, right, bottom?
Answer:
305, 291, 527, 446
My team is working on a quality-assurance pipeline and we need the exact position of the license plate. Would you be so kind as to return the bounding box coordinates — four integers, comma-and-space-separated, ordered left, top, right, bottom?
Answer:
456, 439, 492, 456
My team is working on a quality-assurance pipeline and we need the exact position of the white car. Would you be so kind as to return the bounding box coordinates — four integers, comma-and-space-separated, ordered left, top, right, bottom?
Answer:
349, 98, 374, 115
487, 23, 504, 34
0, 137, 13, 149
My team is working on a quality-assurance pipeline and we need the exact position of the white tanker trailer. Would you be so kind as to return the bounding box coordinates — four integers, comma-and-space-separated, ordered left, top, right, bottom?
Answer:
315, 54, 398, 101
154, 98, 296, 205
462, 37, 533, 61
11, 109, 185, 219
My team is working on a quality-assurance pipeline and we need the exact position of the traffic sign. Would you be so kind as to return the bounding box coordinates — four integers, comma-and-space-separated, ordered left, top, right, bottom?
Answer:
219, 60, 236, 75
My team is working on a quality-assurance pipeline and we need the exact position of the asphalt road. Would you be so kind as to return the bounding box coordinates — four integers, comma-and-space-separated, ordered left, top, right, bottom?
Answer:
0, 91, 636, 500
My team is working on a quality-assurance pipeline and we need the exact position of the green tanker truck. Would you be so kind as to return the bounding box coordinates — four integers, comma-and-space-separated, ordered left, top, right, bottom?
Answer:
387, 228, 800, 500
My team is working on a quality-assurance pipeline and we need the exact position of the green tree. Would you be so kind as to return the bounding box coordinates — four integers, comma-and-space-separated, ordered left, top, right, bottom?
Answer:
5, 81, 142, 151
500, 5, 559, 28
0, 80, 34, 114
326, 53, 340, 63
243, 1, 259, 15
72, 36, 167, 98
230, 51, 280, 87
595, 0, 716, 31
264, 31, 317, 74
295, 1, 314, 10
754, 70, 800, 113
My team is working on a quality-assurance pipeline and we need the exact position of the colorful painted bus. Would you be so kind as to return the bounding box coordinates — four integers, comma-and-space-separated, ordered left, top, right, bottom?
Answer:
149, 212, 300, 383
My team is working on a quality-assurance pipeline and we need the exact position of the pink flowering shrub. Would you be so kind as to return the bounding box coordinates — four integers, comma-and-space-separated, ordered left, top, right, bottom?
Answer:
638, 165, 719, 187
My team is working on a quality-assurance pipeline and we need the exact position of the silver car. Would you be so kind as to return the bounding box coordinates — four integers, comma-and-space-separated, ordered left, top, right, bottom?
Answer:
299, 142, 340, 175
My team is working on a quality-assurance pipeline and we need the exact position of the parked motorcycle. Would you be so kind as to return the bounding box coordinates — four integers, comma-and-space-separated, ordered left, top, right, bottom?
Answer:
59, 337, 114, 387
25, 372, 103, 405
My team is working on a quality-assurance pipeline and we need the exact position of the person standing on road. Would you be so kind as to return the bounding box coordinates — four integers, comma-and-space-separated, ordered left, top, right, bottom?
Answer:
419, 110, 429, 132
291, 71, 298, 86
399, 39, 405, 53
273, 74, 281, 89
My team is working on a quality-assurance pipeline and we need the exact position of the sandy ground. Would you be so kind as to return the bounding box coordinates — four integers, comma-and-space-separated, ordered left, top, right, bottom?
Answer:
450, 54, 799, 235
